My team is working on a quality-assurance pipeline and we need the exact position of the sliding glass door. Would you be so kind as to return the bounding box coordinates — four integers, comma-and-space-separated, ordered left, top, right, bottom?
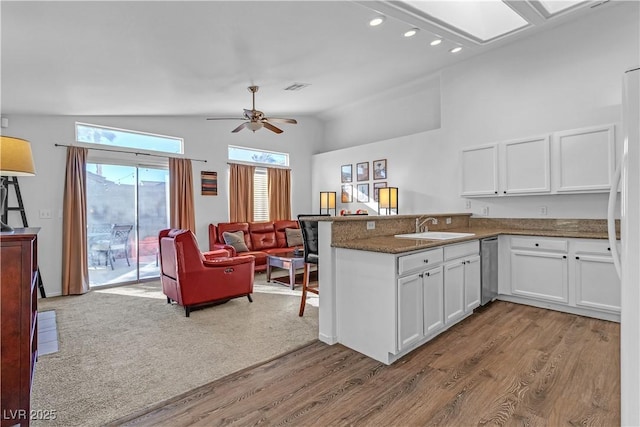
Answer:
86, 162, 169, 287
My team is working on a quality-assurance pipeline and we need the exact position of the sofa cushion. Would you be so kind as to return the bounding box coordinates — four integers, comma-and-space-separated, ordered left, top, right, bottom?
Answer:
223, 231, 249, 253
274, 220, 299, 247
217, 223, 251, 249
249, 222, 278, 251
285, 228, 303, 247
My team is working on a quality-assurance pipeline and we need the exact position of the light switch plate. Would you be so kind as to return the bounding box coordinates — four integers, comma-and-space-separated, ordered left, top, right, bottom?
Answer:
39, 208, 52, 219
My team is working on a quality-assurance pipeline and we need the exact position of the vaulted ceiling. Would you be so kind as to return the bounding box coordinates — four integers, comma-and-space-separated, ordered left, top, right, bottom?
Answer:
1, 1, 615, 118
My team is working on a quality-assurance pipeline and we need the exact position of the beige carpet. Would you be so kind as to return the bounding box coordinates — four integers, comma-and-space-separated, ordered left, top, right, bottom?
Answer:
31, 274, 318, 427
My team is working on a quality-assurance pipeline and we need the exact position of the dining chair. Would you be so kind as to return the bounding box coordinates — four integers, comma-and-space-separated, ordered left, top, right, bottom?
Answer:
297, 214, 327, 316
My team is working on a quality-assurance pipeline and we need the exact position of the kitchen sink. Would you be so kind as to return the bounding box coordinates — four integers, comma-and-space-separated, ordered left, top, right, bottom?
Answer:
394, 231, 476, 240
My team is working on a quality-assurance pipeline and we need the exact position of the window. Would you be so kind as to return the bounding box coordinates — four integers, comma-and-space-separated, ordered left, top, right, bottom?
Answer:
228, 145, 289, 222
76, 122, 183, 154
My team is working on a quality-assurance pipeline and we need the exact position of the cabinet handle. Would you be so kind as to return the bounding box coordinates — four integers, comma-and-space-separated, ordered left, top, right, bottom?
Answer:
535, 243, 539, 247
424, 259, 429, 264
426, 272, 430, 277
576, 256, 580, 260
608, 247, 611, 251
562, 255, 567, 259
419, 273, 424, 278
494, 191, 498, 194
503, 191, 507, 194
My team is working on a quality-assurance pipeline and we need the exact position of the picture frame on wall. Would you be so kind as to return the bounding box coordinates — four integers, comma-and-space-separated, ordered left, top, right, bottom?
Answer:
373, 159, 387, 180
341, 164, 353, 183
356, 161, 369, 182
373, 181, 387, 202
357, 183, 369, 202
341, 184, 353, 203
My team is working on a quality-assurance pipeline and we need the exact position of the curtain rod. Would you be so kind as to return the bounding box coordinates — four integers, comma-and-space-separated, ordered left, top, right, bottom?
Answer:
54, 144, 207, 163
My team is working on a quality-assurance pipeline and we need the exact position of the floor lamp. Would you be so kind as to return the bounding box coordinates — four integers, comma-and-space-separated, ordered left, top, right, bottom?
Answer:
0, 136, 36, 231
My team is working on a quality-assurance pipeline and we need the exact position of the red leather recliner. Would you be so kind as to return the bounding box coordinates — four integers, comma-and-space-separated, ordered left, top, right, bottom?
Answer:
158, 229, 255, 317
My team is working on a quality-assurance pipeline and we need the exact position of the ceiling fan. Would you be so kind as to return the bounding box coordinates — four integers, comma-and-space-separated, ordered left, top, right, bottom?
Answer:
206, 86, 297, 134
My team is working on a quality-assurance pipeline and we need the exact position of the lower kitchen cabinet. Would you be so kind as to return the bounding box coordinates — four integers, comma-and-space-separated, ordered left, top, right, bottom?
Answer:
423, 266, 445, 335
464, 255, 481, 311
501, 235, 620, 321
444, 261, 465, 324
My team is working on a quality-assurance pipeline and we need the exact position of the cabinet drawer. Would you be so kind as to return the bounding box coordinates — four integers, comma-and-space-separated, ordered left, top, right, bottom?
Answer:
444, 240, 479, 261
398, 248, 443, 275
510, 236, 567, 252
573, 239, 618, 256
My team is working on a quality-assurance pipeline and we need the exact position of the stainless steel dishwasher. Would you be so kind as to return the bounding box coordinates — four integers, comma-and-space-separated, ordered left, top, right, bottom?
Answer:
480, 237, 498, 306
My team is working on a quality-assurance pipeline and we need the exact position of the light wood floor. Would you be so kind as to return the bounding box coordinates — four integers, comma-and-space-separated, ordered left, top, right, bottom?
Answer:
114, 301, 620, 426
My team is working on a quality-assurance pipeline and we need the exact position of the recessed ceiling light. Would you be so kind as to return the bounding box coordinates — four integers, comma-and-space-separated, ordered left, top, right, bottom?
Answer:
449, 46, 463, 53
404, 28, 419, 38
369, 16, 385, 27
430, 39, 442, 46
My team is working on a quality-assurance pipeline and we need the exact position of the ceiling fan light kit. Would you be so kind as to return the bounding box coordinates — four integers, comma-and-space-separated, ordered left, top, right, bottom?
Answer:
207, 86, 297, 134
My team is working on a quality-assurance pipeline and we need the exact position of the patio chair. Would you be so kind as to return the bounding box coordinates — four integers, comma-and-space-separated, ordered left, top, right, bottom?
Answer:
90, 224, 133, 270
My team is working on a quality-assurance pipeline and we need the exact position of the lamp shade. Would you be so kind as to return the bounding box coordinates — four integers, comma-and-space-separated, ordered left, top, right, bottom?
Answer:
320, 191, 336, 215
0, 136, 36, 176
378, 187, 398, 215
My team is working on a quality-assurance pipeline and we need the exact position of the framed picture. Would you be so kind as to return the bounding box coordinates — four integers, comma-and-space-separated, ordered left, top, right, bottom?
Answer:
356, 161, 369, 182
341, 184, 352, 203
373, 182, 387, 202
341, 164, 352, 183
373, 159, 387, 180
201, 171, 218, 196
357, 183, 369, 202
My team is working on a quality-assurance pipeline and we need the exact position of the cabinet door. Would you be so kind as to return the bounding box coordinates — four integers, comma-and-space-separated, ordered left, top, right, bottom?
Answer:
423, 266, 444, 335
502, 135, 551, 195
464, 255, 481, 312
575, 254, 621, 312
397, 273, 423, 351
444, 261, 465, 324
553, 125, 615, 193
460, 144, 499, 197
510, 250, 568, 303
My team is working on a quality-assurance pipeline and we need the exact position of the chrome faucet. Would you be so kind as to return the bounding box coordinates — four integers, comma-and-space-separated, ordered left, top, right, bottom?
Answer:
415, 216, 438, 233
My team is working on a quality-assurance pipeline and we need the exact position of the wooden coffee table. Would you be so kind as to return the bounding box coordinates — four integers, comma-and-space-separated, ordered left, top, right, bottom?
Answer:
266, 252, 305, 289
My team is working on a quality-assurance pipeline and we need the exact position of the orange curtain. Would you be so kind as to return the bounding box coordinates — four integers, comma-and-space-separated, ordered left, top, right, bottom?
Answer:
169, 158, 196, 232
61, 146, 90, 295
268, 167, 291, 221
229, 163, 254, 222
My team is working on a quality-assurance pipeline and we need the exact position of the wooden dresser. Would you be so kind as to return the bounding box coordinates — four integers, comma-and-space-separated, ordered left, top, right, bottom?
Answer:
1, 228, 40, 427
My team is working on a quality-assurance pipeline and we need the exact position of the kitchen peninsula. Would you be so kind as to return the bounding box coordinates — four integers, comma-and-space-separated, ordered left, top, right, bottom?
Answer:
314, 214, 619, 364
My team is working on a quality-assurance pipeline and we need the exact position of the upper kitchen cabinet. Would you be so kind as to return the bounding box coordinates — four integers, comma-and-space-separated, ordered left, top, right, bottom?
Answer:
460, 135, 551, 197
552, 124, 615, 193
460, 144, 499, 196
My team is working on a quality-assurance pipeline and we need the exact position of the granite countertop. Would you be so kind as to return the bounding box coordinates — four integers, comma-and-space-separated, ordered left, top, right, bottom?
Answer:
332, 226, 615, 254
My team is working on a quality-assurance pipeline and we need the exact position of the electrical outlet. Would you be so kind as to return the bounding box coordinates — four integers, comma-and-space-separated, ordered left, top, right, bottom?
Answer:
366, 221, 375, 230
39, 208, 52, 219
481, 206, 489, 216
465, 200, 471, 209
539, 206, 548, 216
446, 217, 452, 225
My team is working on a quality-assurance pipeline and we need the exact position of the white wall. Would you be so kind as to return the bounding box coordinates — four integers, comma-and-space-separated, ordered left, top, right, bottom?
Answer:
313, 1, 639, 218
2, 114, 323, 296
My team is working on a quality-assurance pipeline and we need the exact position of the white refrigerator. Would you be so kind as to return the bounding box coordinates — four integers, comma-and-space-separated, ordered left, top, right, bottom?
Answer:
611, 66, 640, 426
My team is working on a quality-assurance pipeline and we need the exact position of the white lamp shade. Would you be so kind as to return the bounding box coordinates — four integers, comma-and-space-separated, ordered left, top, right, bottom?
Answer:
0, 136, 36, 176
247, 121, 263, 132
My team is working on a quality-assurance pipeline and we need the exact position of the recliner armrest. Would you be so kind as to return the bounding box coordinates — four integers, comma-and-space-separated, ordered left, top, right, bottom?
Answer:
211, 243, 237, 257
203, 249, 231, 259
202, 255, 255, 268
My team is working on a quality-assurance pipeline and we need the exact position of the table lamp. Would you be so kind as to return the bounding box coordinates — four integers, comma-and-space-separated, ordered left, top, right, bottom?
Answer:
319, 191, 336, 215
0, 136, 36, 231
378, 187, 398, 215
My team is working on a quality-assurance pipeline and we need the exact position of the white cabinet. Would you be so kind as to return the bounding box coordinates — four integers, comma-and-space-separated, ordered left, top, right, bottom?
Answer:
501, 135, 551, 195
509, 236, 569, 303
573, 240, 620, 313
460, 135, 551, 197
444, 261, 465, 324
423, 267, 445, 335
553, 124, 615, 193
500, 235, 621, 321
464, 255, 481, 311
397, 272, 424, 350
460, 144, 499, 196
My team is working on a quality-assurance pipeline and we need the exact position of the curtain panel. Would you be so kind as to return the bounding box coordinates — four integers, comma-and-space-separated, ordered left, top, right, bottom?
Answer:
229, 163, 255, 222
267, 167, 291, 221
61, 146, 90, 295
169, 158, 196, 232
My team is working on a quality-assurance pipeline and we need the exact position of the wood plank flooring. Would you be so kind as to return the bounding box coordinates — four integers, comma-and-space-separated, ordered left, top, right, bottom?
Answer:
113, 301, 620, 426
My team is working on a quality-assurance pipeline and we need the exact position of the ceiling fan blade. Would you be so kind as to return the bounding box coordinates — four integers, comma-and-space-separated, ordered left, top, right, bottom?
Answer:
265, 117, 297, 124
263, 122, 283, 134
231, 122, 249, 133
206, 117, 245, 121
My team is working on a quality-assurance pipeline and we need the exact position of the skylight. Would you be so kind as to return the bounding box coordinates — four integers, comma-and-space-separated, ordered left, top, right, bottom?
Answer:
403, 0, 529, 42
536, 0, 587, 15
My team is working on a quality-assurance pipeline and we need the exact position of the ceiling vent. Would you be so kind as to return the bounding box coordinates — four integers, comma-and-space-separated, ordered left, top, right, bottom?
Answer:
284, 83, 311, 91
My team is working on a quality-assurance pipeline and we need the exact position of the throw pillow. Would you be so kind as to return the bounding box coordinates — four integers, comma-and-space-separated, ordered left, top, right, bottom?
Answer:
285, 228, 303, 247
222, 231, 249, 253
